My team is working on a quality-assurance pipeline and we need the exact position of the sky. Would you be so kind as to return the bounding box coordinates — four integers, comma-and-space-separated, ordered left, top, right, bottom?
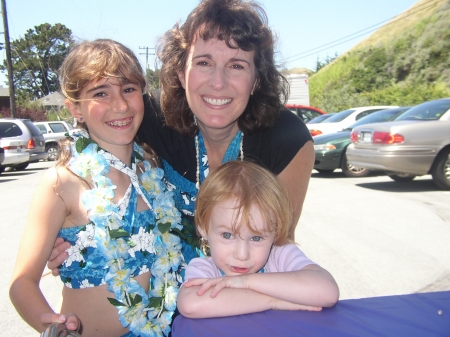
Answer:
1, 0, 420, 86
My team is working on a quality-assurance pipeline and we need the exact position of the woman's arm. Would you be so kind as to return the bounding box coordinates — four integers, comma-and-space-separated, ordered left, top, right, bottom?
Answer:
277, 140, 314, 239
10, 167, 72, 332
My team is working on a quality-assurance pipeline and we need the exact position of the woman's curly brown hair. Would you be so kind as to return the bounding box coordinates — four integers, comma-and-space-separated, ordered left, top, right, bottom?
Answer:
157, 0, 289, 137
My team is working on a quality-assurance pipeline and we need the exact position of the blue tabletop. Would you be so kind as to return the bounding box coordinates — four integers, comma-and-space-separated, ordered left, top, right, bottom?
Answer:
172, 291, 450, 337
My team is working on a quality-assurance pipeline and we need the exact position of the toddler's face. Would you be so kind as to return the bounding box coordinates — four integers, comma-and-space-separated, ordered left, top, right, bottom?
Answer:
199, 198, 275, 276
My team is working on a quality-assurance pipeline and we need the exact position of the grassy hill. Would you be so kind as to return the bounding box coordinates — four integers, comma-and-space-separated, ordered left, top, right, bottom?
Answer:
308, 0, 450, 112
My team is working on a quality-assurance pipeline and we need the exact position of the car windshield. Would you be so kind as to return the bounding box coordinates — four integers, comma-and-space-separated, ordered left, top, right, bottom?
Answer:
395, 100, 450, 121
307, 114, 333, 124
321, 109, 355, 123
344, 107, 411, 130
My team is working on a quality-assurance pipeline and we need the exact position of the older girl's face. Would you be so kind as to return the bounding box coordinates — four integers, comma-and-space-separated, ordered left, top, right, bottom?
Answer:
178, 37, 257, 134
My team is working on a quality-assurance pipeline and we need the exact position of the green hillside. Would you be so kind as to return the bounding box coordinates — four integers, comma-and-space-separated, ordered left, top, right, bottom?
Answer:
309, 0, 450, 112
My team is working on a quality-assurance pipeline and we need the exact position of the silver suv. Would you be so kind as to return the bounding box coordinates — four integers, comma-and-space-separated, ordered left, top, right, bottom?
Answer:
34, 121, 73, 161
0, 118, 48, 170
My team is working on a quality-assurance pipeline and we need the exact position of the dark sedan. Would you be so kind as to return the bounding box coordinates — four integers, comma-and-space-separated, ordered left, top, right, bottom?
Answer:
313, 107, 411, 177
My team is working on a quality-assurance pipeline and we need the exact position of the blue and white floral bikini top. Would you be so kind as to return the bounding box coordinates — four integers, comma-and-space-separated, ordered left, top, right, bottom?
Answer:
57, 184, 157, 289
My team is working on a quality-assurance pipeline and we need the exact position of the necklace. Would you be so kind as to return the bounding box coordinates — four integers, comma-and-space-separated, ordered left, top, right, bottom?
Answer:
68, 132, 183, 337
195, 131, 244, 190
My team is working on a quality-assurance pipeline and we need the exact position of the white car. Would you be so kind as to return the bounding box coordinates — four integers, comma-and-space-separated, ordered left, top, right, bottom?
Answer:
307, 106, 398, 136
34, 121, 74, 161
0, 138, 30, 174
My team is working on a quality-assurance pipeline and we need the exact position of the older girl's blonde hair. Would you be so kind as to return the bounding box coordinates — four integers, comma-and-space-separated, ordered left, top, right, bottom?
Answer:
59, 38, 146, 102
195, 161, 292, 246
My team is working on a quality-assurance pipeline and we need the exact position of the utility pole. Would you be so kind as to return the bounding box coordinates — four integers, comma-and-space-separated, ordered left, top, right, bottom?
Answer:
1, 0, 16, 118
139, 46, 155, 69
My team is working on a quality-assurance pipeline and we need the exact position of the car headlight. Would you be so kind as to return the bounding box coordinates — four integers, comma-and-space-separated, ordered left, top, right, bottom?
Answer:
314, 144, 337, 151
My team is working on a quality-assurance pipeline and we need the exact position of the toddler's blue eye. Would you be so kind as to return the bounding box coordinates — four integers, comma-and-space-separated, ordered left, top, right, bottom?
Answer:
251, 236, 262, 242
222, 233, 232, 239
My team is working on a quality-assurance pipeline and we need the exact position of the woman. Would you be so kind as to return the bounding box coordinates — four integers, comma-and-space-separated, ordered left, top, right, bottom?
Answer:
49, 0, 313, 275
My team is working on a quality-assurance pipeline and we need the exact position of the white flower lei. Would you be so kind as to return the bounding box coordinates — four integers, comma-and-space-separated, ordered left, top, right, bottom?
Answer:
68, 132, 183, 337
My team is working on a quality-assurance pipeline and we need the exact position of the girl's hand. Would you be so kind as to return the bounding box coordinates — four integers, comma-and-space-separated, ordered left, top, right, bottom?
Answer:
47, 237, 71, 276
184, 276, 249, 297
272, 298, 322, 312
40, 312, 81, 331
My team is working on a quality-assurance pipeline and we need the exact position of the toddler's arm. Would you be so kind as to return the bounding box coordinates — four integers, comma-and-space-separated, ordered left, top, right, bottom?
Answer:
179, 265, 338, 318
177, 281, 321, 318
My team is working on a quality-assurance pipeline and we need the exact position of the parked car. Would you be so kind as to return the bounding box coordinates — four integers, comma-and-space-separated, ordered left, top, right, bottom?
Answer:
306, 113, 335, 124
307, 106, 398, 136
0, 118, 48, 170
0, 138, 30, 174
313, 107, 411, 177
285, 104, 326, 123
34, 121, 73, 161
347, 98, 450, 190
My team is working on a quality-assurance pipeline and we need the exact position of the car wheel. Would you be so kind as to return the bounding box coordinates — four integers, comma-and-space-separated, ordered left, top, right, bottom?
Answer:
388, 173, 416, 182
341, 153, 370, 177
46, 144, 59, 161
0, 166, 4, 174
315, 169, 335, 174
14, 163, 29, 171
431, 148, 450, 190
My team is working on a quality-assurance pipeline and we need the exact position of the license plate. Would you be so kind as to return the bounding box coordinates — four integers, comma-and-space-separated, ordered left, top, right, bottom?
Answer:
17, 147, 21, 152
362, 132, 372, 143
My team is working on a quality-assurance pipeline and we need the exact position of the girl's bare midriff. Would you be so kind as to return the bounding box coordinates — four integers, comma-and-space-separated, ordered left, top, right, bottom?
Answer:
60, 271, 150, 337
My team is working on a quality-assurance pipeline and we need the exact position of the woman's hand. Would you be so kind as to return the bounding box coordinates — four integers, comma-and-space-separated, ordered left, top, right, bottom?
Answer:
40, 312, 81, 331
47, 237, 71, 276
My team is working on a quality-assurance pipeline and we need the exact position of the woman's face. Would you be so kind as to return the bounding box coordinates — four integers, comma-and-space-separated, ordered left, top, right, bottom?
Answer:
178, 37, 257, 134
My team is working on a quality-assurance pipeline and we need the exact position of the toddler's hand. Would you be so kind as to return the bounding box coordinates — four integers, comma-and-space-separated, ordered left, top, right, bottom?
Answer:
184, 275, 249, 297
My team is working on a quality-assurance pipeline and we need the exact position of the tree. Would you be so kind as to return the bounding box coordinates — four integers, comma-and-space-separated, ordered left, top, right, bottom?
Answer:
146, 68, 160, 90
0, 23, 73, 104
314, 52, 339, 73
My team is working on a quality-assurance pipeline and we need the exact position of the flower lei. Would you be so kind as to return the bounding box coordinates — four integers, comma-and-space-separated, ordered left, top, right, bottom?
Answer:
68, 132, 183, 337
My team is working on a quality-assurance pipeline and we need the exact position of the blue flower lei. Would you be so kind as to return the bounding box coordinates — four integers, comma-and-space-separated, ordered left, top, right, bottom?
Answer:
68, 131, 183, 337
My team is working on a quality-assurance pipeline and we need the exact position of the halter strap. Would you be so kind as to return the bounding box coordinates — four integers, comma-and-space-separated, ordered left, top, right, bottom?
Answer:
99, 149, 153, 212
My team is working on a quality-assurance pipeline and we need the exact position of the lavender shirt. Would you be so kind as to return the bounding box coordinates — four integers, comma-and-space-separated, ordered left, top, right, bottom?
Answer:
184, 244, 316, 280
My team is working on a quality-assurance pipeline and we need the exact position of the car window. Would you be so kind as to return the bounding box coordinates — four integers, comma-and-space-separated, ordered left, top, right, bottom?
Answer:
23, 120, 44, 137
396, 100, 450, 121
35, 124, 47, 134
355, 109, 382, 121
322, 109, 356, 123
49, 123, 67, 133
346, 107, 411, 129
0, 122, 23, 137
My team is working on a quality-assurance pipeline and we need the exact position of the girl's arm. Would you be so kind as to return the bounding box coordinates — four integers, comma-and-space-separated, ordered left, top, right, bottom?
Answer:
9, 167, 73, 332
181, 264, 338, 319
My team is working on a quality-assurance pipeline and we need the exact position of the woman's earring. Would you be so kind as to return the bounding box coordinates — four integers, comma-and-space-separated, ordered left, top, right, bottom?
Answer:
251, 81, 258, 95
78, 117, 84, 122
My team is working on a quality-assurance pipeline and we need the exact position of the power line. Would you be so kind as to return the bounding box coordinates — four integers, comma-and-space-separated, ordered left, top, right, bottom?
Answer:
139, 46, 155, 70
284, 0, 445, 65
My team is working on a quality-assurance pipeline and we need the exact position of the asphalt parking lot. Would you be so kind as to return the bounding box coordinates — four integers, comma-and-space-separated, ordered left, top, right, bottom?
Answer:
1, 162, 449, 335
